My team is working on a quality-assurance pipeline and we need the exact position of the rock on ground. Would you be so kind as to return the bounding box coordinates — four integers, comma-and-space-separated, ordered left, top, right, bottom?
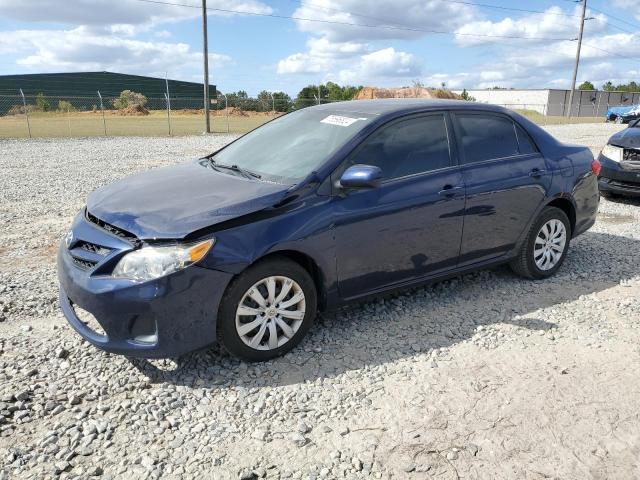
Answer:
1, 125, 639, 479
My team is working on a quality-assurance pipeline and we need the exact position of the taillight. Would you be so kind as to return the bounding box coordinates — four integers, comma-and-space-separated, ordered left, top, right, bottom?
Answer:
591, 159, 601, 176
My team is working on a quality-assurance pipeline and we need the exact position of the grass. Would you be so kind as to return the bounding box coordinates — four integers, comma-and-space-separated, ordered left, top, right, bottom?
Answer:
514, 109, 604, 125
0, 108, 606, 139
0, 110, 274, 138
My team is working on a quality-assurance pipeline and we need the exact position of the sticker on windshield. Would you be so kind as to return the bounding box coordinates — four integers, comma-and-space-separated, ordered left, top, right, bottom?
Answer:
320, 115, 362, 127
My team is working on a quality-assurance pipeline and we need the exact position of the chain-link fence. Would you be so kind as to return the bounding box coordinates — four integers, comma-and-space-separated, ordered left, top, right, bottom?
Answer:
0, 93, 304, 138
0, 93, 613, 139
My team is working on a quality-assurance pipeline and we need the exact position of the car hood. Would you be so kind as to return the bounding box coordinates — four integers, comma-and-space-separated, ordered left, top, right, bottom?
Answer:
609, 127, 640, 149
87, 160, 290, 240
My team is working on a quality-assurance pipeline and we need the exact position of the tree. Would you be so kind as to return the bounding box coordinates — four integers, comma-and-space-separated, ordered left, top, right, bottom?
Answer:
294, 82, 362, 109
272, 91, 292, 112
460, 89, 476, 101
578, 81, 595, 90
35, 93, 51, 112
57, 100, 76, 112
226, 90, 259, 111
113, 90, 147, 109
256, 90, 292, 112
600, 81, 640, 92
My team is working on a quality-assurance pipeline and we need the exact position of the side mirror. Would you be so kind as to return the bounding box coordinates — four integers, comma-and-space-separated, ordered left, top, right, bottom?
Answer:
339, 164, 383, 189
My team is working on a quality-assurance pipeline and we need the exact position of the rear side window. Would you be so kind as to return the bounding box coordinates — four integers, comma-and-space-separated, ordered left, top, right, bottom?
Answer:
515, 124, 538, 154
456, 114, 520, 164
347, 114, 451, 180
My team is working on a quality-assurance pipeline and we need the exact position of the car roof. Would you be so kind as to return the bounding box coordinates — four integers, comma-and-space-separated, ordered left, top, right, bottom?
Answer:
313, 98, 507, 116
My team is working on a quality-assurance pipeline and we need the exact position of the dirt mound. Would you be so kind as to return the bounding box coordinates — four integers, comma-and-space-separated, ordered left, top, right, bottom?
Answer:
227, 107, 249, 117
355, 86, 461, 100
118, 104, 150, 116
174, 108, 203, 115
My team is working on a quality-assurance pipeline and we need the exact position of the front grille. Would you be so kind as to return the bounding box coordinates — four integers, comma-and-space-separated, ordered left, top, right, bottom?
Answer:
86, 210, 141, 246
623, 149, 640, 168
77, 241, 111, 257
72, 257, 98, 270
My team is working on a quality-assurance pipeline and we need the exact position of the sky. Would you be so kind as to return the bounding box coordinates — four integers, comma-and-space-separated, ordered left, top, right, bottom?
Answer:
0, 0, 639, 97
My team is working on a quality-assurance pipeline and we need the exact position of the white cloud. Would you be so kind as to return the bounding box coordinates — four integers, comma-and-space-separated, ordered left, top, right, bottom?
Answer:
277, 37, 369, 74
420, 28, 640, 91
277, 0, 464, 80
154, 30, 172, 39
337, 48, 422, 83
612, 0, 640, 20
307, 38, 369, 58
502, 33, 640, 70
277, 53, 332, 75
0, 27, 231, 78
292, 0, 476, 43
0, 0, 272, 27
421, 72, 469, 90
579, 62, 640, 89
454, 6, 607, 46
0, 0, 247, 79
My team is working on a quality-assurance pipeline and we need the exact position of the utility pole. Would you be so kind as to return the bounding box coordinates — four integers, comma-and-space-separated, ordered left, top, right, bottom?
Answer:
164, 73, 172, 136
202, 0, 211, 133
567, 0, 587, 118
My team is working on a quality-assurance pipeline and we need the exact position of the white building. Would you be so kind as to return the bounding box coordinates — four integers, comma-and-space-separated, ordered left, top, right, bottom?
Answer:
453, 89, 640, 117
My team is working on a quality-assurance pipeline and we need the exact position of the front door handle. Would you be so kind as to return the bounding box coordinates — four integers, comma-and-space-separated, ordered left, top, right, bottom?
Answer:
529, 168, 547, 178
438, 185, 464, 197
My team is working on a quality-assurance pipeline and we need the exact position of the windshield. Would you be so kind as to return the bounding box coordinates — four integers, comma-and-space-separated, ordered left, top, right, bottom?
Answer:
210, 108, 376, 183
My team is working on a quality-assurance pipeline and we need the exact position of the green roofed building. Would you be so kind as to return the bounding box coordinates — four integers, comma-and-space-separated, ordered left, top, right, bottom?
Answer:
0, 71, 216, 112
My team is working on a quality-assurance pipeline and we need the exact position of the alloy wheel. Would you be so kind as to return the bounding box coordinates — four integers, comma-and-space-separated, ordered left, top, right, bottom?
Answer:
533, 219, 567, 271
235, 275, 306, 351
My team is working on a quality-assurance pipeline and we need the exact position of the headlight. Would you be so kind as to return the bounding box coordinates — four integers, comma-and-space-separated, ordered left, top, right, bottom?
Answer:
601, 144, 623, 163
112, 239, 214, 282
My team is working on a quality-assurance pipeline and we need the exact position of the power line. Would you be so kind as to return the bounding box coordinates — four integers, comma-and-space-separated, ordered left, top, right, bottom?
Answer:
294, 0, 581, 33
581, 42, 640, 63
131, 0, 576, 42
296, 0, 582, 20
534, 0, 640, 33
589, 4, 640, 31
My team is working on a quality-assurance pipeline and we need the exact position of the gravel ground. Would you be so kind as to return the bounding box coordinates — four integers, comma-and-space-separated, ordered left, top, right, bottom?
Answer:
1, 123, 639, 480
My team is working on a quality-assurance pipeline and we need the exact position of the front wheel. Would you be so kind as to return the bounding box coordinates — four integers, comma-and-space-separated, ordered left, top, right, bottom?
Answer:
217, 257, 317, 362
510, 207, 571, 279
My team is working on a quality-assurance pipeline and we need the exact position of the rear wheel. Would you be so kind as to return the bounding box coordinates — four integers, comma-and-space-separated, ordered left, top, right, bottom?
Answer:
217, 257, 317, 362
510, 207, 571, 279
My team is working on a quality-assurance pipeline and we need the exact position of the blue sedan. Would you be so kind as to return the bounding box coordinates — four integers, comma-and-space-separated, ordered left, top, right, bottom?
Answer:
57, 100, 600, 361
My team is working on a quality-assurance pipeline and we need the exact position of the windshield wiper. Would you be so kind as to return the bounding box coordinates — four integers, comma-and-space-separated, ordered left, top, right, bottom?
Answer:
207, 158, 261, 179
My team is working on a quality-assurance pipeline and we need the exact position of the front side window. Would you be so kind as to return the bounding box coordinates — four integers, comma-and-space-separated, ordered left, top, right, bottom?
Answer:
346, 114, 451, 180
456, 113, 520, 164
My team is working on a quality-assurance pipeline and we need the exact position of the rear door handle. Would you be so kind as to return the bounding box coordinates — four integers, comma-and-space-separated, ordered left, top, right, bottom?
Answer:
438, 185, 464, 197
529, 169, 547, 178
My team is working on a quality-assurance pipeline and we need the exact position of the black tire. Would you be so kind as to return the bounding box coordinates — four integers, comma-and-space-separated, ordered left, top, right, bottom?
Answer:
510, 206, 571, 280
217, 256, 317, 362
